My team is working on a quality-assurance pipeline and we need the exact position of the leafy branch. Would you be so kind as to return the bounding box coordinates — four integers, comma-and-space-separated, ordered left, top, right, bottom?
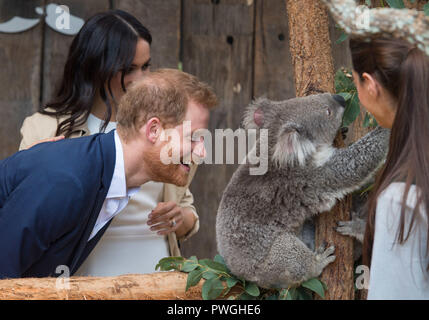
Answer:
156, 255, 327, 300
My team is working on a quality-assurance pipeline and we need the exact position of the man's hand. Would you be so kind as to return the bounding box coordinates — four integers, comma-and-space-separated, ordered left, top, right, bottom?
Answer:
147, 202, 196, 237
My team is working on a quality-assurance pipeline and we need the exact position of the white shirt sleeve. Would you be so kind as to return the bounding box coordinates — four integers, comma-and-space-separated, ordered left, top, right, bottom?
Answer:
368, 183, 429, 299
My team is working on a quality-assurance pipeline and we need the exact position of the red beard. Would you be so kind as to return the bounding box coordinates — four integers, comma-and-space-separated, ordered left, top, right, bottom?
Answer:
144, 146, 189, 187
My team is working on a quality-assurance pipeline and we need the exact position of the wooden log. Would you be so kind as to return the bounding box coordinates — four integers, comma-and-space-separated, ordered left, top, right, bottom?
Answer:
286, 0, 355, 300
0, 272, 204, 300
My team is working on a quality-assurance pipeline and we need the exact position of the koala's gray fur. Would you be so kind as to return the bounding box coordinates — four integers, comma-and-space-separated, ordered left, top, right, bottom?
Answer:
216, 93, 389, 289
337, 193, 368, 244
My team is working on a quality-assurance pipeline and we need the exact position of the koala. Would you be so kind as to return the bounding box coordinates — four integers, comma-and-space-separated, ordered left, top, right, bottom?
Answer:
216, 93, 389, 289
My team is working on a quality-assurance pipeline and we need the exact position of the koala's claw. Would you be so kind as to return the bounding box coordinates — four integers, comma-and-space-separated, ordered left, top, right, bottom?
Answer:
315, 245, 335, 263
336, 213, 365, 243
336, 221, 354, 235
312, 245, 336, 277
315, 242, 328, 254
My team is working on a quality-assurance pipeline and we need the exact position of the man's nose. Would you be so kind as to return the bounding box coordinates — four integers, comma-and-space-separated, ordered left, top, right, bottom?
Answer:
332, 94, 346, 108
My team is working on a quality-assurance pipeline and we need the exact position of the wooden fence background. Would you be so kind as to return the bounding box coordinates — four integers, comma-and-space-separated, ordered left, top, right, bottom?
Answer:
0, 0, 351, 260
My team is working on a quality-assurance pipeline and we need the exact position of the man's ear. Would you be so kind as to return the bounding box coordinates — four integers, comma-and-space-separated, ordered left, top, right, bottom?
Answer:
272, 123, 315, 167
143, 117, 162, 144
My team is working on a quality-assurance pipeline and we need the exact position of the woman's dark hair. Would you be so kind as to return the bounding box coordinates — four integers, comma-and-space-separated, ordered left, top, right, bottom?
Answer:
41, 9, 152, 137
349, 37, 429, 269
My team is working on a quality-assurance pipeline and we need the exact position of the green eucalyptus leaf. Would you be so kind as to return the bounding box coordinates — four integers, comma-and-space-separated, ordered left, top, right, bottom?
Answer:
297, 287, 313, 300
226, 278, 239, 288
386, 0, 405, 8
182, 260, 199, 272
244, 282, 260, 297
186, 268, 204, 291
202, 277, 224, 300
199, 259, 228, 273
202, 271, 218, 280
342, 94, 361, 127
301, 278, 326, 299
365, 0, 372, 6
335, 69, 355, 93
155, 257, 185, 271
213, 254, 226, 265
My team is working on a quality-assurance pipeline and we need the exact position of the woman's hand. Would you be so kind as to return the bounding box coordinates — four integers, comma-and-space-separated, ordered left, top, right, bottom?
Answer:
147, 201, 196, 237
27, 136, 65, 149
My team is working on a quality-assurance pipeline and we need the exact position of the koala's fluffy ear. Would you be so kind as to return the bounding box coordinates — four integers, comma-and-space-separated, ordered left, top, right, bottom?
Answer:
242, 98, 267, 129
273, 123, 316, 167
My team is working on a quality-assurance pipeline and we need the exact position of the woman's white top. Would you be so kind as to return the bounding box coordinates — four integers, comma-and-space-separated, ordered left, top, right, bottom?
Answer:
74, 113, 169, 276
368, 182, 429, 299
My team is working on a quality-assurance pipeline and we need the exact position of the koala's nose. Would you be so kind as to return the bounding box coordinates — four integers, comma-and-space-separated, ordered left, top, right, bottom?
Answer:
332, 94, 346, 108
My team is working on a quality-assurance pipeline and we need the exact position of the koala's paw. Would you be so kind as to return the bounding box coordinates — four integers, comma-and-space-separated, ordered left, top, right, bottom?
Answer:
336, 212, 365, 243
313, 244, 336, 277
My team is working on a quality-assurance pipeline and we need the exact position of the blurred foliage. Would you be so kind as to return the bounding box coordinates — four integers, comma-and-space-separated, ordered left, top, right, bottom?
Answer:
335, 68, 378, 129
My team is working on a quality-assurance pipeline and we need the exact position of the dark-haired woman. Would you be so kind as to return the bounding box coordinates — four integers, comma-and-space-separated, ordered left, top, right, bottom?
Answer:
349, 37, 429, 299
19, 10, 200, 276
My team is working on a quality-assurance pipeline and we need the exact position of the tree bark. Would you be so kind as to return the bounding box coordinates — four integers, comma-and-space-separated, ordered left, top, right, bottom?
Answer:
286, 0, 355, 300
0, 272, 205, 300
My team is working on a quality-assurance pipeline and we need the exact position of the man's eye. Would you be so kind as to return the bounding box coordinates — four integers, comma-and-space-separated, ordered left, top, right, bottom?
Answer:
142, 62, 151, 71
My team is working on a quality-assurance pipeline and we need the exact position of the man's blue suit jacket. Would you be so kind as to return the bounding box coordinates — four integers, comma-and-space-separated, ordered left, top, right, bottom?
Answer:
0, 131, 116, 279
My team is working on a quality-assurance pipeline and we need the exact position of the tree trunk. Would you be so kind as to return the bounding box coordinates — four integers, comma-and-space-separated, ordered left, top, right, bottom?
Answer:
0, 272, 205, 300
286, 0, 355, 300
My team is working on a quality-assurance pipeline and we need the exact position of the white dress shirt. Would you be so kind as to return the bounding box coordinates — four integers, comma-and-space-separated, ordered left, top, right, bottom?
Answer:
368, 182, 429, 299
75, 114, 169, 276
88, 129, 140, 241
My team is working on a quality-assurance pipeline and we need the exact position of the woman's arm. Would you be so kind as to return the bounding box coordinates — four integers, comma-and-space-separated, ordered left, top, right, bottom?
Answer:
175, 188, 199, 240
19, 113, 58, 150
368, 183, 429, 299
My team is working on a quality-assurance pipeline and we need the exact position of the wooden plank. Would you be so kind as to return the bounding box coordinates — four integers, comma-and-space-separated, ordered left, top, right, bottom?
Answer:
253, 0, 295, 100
0, 0, 44, 158
181, 0, 255, 259
42, 0, 110, 105
113, 0, 181, 70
